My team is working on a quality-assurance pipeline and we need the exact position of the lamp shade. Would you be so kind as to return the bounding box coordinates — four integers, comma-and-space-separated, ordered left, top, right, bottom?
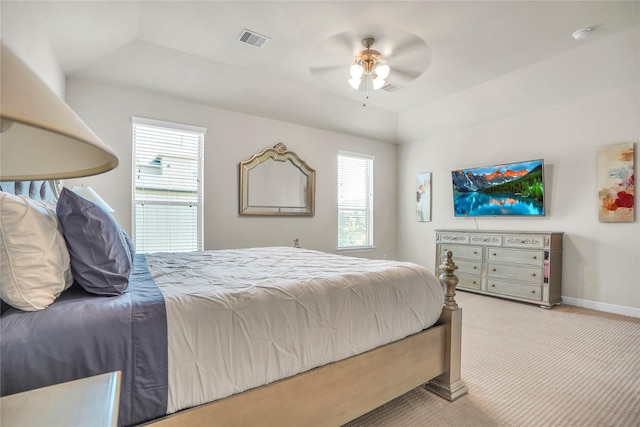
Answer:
0, 42, 119, 180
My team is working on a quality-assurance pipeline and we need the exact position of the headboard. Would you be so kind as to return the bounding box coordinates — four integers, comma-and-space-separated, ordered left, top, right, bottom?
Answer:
0, 180, 59, 202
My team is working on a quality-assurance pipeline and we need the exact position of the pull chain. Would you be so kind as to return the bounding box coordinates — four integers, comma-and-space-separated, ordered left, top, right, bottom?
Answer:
363, 76, 370, 107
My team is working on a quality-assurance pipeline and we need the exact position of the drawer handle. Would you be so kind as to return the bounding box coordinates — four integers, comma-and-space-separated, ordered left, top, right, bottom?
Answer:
492, 268, 497, 272
473, 281, 477, 285
530, 290, 536, 294
532, 255, 537, 260
491, 284, 496, 288
492, 253, 497, 256
473, 266, 477, 270
473, 251, 478, 255
531, 273, 537, 277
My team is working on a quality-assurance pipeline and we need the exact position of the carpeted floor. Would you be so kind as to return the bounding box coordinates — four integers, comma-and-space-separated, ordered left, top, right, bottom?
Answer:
345, 291, 640, 427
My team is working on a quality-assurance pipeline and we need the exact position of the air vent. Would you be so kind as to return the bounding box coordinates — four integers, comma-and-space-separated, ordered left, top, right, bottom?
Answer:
237, 29, 270, 48
381, 82, 403, 92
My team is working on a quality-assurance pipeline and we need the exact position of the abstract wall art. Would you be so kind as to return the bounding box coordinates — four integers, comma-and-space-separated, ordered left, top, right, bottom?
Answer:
598, 142, 635, 223
417, 172, 432, 222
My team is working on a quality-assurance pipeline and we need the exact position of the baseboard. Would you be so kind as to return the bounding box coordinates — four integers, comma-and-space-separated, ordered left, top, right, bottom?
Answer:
561, 296, 640, 318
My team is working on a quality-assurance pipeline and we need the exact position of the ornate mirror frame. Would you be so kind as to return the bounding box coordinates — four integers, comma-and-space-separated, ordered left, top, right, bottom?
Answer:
239, 143, 316, 216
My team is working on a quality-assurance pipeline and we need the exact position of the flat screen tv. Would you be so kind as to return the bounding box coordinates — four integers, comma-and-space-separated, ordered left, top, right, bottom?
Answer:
451, 159, 545, 217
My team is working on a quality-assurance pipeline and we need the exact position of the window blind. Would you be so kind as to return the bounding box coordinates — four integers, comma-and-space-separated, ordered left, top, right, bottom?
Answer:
132, 116, 205, 253
338, 151, 374, 249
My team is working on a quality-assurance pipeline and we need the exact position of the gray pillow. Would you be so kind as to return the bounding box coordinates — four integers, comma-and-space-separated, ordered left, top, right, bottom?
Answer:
56, 188, 132, 295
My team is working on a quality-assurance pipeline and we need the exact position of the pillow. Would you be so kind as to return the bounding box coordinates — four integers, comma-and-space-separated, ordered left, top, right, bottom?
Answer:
56, 187, 132, 296
0, 192, 74, 311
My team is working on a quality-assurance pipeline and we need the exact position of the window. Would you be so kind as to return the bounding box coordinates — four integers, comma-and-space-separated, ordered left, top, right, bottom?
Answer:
132, 117, 205, 253
338, 151, 374, 250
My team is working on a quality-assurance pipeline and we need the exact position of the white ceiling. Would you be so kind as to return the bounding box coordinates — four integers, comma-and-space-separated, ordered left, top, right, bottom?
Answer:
2, 1, 639, 143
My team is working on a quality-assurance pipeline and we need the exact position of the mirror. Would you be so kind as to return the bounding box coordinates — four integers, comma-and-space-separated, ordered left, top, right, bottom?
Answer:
239, 143, 316, 216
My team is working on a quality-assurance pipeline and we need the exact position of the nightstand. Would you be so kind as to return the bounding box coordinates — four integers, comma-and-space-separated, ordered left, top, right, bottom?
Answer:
0, 371, 121, 427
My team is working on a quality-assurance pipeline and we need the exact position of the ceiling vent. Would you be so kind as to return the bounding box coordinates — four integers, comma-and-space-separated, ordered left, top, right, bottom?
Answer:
237, 29, 270, 48
381, 82, 403, 93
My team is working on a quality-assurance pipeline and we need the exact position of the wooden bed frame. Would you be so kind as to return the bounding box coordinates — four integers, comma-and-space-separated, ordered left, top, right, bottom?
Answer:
0, 181, 466, 426
145, 251, 467, 426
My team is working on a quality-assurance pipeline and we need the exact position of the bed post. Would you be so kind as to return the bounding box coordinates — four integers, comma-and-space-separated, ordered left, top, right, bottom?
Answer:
425, 250, 468, 401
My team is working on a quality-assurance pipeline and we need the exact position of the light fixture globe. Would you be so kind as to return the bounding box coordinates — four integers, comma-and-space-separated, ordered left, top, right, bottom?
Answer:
348, 77, 362, 89
350, 64, 364, 78
348, 37, 390, 91
349, 63, 364, 89
372, 76, 386, 90
375, 64, 390, 80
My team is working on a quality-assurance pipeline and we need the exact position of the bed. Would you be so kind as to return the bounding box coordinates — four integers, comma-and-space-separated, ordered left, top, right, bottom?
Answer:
0, 180, 466, 426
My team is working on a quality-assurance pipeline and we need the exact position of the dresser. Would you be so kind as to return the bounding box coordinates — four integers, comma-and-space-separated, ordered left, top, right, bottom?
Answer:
435, 230, 563, 307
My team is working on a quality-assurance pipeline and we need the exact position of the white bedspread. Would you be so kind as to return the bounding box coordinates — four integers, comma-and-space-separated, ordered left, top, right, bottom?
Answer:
146, 247, 444, 414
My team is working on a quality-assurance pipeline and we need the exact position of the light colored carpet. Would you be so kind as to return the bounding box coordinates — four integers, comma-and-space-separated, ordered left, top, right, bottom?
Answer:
345, 291, 640, 427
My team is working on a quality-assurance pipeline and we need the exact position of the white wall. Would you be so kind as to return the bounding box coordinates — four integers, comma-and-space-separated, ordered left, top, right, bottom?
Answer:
397, 84, 640, 314
64, 80, 398, 259
1, 3, 66, 97
397, 24, 640, 315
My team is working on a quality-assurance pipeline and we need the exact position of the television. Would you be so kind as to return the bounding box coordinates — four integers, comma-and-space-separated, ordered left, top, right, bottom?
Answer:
451, 159, 545, 217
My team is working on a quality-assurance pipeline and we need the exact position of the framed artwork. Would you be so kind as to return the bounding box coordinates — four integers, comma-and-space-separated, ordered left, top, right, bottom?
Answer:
416, 172, 432, 222
598, 142, 635, 223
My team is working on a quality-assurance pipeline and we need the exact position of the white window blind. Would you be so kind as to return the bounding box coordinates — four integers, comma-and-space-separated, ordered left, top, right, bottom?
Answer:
338, 151, 374, 250
132, 116, 205, 253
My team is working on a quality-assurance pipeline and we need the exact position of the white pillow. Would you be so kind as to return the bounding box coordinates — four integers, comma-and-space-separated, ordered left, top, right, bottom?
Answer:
0, 192, 73, 311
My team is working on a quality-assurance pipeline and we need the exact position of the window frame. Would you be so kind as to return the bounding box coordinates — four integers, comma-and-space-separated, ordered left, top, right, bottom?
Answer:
131, 116, 205, 253
337, 150, 375, 252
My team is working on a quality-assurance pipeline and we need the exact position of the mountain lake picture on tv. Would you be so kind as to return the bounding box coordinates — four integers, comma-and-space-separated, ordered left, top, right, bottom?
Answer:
451, 159, 545, 216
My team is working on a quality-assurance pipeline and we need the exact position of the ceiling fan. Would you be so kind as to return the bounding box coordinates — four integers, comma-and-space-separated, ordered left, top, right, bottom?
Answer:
308, 29, 431, 95
348, 38, 390, 91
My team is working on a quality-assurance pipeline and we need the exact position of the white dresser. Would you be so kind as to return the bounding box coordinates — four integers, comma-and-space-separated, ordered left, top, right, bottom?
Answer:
435, 230, 563, 307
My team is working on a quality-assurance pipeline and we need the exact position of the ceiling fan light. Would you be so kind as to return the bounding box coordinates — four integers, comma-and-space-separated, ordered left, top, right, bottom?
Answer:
348, 77, 362, 89
375, 64, 390, 80
372, 77, 386, 90
350, 64, 364, 78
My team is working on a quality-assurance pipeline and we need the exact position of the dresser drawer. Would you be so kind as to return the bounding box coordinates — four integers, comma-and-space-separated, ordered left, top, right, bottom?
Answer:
457, 273, 482, 290
440, 245, 482, 260
452, 259, 482, 275
468, 233, 502, 247
487, 279, 542, 301
487, 263, 543, 283
437, 258, 481, 278
502, 234, 546, 249
487, 248, 543, 266
438, 232, 469, 244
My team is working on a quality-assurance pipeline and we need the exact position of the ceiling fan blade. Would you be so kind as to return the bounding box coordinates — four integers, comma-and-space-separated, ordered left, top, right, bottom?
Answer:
386, 38, 429, 63
315, 32, 359, 59
389, 67, 423, 83
309, 32, 360, 76
309, 64, 345, 77
384, 37, 431, 84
